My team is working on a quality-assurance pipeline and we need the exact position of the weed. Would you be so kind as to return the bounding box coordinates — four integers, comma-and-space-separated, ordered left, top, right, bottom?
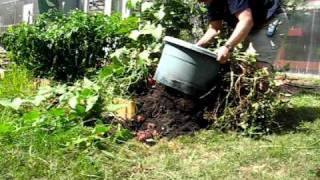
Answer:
0, 65, 35, 98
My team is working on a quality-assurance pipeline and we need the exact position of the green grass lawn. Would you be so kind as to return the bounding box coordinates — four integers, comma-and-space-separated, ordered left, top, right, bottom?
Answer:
0, 66, 319, 179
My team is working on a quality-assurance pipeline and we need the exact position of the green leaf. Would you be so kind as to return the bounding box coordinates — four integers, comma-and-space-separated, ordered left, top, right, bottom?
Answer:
111, 48, 127, 59
99, 64, 120, 79
32, 95, 46, 106
139, 50, 150, 61
0, 99, 13, 108
0, 98, 26, 110
72, 137, 89, 146
152, 43, 162, 53
12, 98, 24, 110
49, 108, 65, 117
152, 24, 164, 40
37, 86, 53, 97
239, 121, 249, 129
155, 6, 166, 20
113, 124, 133, 142
86, 95, 99, 112
55, 85, 67, 94
75, 104, 86, 114
83, 77, 94, 88
113, 66, 125, 76
200, 6, 207, 13
68, 112, 78, 121
80, 88, 94, 98
23, 110, 41, 124
129, 30, 140, 41
68, 96, 78, 109
0, 123, 15, 135
94, 124, 111, 134
141, 2, 153, 12
135, 22, 164, 40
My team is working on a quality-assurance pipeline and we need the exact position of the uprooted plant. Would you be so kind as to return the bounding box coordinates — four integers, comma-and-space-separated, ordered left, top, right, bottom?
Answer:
203, 38, 286, 136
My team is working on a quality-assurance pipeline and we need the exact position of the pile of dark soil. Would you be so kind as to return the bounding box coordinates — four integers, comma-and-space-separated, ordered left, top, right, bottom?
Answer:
126, 85, 210, 142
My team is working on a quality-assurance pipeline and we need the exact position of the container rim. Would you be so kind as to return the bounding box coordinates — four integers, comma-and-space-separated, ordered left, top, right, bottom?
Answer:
163, 36, 217, 59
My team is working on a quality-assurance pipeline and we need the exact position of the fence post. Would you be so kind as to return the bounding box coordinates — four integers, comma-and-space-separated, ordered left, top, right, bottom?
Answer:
83, 0, 89, 12
121, 0, 130, 18
104, 0, 112, 15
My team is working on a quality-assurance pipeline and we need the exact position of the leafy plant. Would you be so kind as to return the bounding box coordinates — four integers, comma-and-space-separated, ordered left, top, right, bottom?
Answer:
128, 0, 207, 40
1, 10, 138, 81
0, 76, 133, 147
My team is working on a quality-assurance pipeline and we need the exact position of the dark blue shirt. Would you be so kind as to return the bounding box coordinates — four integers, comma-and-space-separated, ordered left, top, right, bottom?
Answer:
207, 0, 280, 28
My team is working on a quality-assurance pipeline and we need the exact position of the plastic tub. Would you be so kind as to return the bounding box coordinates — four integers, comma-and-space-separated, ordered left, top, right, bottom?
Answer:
154, 36, 220, 96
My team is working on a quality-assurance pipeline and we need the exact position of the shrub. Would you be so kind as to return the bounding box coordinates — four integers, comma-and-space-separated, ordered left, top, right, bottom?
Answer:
1, 10, 138, 81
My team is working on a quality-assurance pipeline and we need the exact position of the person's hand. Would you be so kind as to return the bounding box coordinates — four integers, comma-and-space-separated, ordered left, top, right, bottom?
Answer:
216, 45, 230, 64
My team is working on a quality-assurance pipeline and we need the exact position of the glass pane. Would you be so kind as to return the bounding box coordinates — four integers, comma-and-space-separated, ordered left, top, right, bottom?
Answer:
111, 0, 122, 12
0, 0, 40, 33
278, 9, 320, 74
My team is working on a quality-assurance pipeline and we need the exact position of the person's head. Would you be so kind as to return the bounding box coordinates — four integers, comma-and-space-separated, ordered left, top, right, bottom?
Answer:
198, 0, 213, 5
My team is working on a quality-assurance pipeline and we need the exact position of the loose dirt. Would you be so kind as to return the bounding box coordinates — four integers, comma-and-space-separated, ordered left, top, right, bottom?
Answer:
126, 84, 210, 142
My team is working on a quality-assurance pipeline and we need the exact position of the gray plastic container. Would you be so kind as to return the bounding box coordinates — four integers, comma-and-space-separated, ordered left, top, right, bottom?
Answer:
154, 36, 220, 96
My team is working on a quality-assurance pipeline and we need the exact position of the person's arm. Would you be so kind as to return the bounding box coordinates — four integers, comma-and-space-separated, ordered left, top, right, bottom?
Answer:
196, 20, 223, 47
224, 8, 254, 49
217, 8, 254, 63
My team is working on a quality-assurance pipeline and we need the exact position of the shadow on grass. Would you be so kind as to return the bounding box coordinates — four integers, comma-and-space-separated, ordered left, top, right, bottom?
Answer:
272, 107, 320, 134
272, 92, 320, 134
